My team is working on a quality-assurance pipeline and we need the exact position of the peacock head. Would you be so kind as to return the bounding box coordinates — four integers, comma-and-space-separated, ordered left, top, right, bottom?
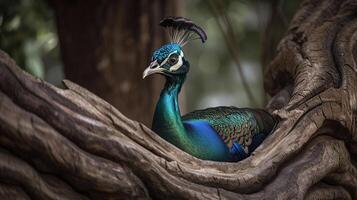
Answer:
142, 17, 206, 80
143, 43, 189, 79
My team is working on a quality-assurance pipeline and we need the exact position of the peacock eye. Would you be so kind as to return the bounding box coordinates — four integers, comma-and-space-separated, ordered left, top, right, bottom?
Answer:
168, 54, 179, 65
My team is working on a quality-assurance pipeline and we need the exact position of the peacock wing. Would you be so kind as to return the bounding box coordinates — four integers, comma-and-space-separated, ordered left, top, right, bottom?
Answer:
182, 106, 264, 154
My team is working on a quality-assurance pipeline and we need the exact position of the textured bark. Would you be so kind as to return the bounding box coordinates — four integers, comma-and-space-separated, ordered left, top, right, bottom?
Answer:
50, 0, 181, 125
0, 0, 356, 199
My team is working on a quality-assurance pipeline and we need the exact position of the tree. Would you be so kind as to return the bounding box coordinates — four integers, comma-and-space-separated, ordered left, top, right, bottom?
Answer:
50, 0, 181, 125
0, 0, 356, 199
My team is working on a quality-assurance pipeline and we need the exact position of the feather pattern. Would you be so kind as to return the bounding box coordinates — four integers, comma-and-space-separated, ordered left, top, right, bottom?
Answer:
182, 107, 274, 160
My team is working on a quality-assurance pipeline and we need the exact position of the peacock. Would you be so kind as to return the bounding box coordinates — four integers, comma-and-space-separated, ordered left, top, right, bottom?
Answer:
143, 17, 276, 162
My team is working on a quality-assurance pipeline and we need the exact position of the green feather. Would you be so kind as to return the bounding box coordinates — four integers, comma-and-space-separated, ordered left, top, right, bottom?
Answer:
182, 107, 274, 152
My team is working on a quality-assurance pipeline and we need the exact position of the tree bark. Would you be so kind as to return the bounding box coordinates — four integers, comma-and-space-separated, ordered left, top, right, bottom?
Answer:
50, 0, 181, 125
0, 0, 356, 199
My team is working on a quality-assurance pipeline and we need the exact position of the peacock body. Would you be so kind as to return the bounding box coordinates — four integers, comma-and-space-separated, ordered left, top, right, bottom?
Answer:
143, 17, 276, 162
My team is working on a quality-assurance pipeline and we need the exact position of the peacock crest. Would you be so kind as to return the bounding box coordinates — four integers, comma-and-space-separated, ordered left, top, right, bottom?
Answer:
159, 17, 207, 46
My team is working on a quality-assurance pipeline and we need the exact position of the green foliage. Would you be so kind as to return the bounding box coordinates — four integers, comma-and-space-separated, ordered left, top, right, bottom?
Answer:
0, 0, 62, 84
185, 0, 299, 110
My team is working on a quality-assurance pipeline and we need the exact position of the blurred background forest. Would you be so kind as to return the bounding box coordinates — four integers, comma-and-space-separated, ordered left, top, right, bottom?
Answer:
0, 0, 300, 125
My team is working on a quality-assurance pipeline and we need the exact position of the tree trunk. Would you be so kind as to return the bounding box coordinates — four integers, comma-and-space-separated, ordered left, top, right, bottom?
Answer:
0, 0, 356, 199
50, 0, 181, 125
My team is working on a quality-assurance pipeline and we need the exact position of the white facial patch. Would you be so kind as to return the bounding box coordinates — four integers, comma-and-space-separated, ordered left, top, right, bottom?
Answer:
160, 51, 176, 66
168, 51, 184, 72
169, 56, 183, 72
158, 51, 184, 72
149, 60, 160, 69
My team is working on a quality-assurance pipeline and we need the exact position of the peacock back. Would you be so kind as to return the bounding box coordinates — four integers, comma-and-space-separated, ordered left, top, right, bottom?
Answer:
182, 106, 276, 161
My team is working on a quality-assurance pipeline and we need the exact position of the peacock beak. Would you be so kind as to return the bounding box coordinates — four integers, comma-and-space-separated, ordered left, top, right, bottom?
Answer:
143, 60, 162, 79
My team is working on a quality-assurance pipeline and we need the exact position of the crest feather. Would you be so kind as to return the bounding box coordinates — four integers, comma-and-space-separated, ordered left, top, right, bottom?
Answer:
159, 17, 207, 46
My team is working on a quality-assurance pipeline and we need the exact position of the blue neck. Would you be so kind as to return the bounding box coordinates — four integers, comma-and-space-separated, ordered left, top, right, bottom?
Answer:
152, 75, 189, 148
